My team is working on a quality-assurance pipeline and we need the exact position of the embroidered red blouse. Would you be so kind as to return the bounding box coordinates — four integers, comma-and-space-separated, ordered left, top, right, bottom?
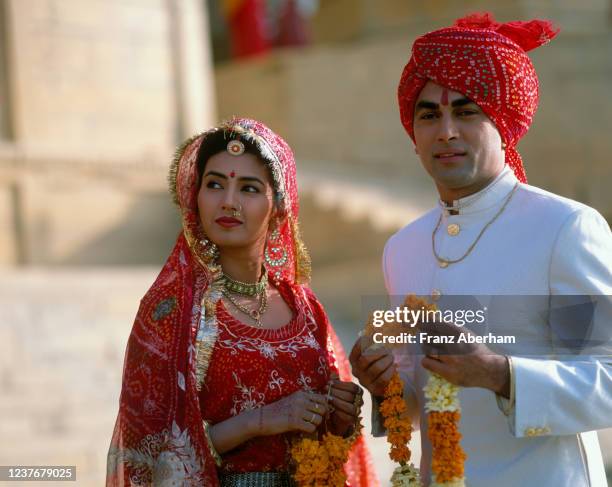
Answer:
199, 281, 334, 473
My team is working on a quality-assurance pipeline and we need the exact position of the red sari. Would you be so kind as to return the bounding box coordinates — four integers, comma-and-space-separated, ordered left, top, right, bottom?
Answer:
202, 282, 334, 473
106, 118, 378, 486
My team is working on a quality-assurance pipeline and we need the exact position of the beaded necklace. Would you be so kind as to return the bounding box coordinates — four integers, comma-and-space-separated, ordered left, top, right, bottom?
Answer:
222, 268, 268, 327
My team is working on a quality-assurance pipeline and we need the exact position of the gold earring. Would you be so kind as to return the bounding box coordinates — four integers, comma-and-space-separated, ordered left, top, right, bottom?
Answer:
265, 227, 288, 282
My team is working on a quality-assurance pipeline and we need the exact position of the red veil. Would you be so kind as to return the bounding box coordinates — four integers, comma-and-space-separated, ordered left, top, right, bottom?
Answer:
106, 118, 378, 486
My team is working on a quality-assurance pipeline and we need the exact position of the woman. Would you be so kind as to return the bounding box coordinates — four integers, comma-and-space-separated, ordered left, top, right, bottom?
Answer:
106, 118, 378, 486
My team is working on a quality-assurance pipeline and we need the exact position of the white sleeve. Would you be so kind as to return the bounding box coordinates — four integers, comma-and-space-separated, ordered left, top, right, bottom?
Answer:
510, 207, 612, 438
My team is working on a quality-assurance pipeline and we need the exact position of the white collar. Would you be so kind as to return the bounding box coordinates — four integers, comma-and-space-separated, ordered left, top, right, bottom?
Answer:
438, 166, 518, 216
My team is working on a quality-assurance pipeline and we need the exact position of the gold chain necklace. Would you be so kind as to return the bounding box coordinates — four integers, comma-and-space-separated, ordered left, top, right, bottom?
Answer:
222, 289, 268, 327
432, 183, 518, 268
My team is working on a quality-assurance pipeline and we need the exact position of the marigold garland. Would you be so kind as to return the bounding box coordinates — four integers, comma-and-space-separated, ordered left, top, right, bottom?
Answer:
366, 294, 467, 486
362, 295, 421, 486
290, 431, 356, 487
381, 371, 421, 487
414, 296, 467, 487
428, 411, 466, 483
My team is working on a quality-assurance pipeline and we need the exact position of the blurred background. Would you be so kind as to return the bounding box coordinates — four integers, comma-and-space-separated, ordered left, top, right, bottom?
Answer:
0, 0, 610, 485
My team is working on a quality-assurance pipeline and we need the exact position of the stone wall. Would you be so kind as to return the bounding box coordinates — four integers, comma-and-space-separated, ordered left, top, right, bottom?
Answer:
0, 0, 215, 265
6, 0, 175, 160
310, 0, 611, 42
216, 5, 612, 222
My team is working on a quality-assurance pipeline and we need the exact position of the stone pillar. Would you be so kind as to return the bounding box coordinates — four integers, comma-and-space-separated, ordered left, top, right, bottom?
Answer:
0, 0, 216, 266
167, 0, 217, 140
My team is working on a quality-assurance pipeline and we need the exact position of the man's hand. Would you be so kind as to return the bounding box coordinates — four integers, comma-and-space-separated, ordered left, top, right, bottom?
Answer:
417, 319, 510, 397
349, 336, 396, 397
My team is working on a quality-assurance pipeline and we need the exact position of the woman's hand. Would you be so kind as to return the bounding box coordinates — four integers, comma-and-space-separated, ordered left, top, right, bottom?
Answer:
257, 390, 329, 436
210, 390, 327, 455
327, 374, 363, 436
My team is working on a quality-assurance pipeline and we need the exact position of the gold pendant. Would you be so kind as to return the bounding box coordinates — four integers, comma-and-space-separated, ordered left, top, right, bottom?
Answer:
438, 259, 449, 268
447, 223, 460, 236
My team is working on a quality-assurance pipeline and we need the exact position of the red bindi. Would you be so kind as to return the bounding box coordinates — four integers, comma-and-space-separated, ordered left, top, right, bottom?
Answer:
229, 171, 236, 178
440, 88, 449, 106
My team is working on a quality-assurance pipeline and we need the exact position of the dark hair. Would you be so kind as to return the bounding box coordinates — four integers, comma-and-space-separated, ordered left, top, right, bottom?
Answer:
196, 130, 265, 183
195, 129, 284, 210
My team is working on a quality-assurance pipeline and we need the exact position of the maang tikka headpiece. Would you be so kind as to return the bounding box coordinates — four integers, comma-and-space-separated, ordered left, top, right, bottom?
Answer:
227, 140, 245, 156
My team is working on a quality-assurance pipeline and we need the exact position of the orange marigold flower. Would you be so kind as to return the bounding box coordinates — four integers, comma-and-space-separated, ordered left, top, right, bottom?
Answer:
428, 411, 467, 482
386, 372, 405, 396
291, 432, 356, 486
381, 371, 414, 464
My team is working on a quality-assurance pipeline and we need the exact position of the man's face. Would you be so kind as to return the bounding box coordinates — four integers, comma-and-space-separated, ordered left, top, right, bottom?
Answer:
413, 81, 505, 201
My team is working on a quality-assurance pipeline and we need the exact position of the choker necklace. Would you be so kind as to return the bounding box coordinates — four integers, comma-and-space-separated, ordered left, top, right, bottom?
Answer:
222, 268, 267, 297
432, 183, 518, 268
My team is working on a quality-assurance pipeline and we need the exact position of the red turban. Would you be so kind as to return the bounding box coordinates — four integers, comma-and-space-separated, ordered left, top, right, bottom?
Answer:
398, 12, 559, 183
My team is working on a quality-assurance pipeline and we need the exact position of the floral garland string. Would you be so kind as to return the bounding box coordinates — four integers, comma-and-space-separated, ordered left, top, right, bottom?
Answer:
290, 385, 362, 487
365, 295, 467, 486
408, 295, 467, 487
290, 432, 355, 487
424, 374, 466, 487
381, 372, 421, 486
363, 298, 420, 486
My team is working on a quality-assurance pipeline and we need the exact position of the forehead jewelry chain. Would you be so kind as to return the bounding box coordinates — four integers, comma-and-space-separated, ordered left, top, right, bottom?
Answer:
432, 183, 518, 268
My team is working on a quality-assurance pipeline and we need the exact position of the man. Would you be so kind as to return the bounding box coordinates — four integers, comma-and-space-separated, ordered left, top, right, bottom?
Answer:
350, 13, 612, 487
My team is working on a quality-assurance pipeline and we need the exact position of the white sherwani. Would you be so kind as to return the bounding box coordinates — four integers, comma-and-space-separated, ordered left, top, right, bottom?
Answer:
374, 167, 612, 486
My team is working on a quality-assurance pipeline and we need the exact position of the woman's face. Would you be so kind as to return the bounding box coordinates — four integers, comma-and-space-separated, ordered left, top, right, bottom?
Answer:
197, 150, 276, 252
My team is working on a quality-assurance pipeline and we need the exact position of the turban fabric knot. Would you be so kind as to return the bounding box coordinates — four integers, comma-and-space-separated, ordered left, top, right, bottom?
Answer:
398, 12, 559, 183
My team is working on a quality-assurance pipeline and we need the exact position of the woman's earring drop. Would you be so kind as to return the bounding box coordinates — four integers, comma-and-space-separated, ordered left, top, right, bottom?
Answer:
264, 227, 288, 283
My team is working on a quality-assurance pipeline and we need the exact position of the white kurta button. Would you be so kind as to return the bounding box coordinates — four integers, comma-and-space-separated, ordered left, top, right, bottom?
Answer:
431, 289, 442, 301
447, 223, 461, 236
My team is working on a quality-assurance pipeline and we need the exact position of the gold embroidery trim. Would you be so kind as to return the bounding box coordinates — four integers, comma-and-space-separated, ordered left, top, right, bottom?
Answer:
202, 420, 222, 467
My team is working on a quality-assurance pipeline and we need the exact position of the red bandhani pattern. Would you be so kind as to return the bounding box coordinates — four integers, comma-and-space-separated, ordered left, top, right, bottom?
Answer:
106, 118, 378, 486
398, 12, 559, 183
201, 283, 334, 472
